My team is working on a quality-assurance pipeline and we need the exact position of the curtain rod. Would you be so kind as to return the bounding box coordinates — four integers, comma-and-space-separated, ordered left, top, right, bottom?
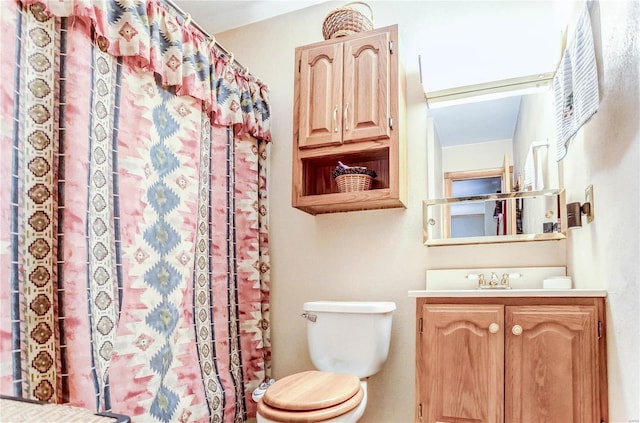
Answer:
164, 0, 247, 73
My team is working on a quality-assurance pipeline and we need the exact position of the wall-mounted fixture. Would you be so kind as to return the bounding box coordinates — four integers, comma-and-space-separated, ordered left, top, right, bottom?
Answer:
421, 71, 554, 109
567, 185, 594, 229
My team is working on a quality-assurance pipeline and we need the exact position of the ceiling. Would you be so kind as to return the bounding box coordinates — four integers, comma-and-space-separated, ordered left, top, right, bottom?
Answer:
427, 96, 523, 147
174, 1, 328, 34
174, 1, 537, 148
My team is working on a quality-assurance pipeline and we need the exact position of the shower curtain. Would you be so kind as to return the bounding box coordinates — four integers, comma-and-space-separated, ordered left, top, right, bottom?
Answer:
0, 1, 271, 422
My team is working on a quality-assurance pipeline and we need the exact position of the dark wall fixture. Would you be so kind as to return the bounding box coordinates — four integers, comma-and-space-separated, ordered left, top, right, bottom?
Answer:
567, 185, 594, 230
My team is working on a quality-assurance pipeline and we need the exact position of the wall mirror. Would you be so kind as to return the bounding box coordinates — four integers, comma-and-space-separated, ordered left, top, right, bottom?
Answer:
423, 74, 567, 246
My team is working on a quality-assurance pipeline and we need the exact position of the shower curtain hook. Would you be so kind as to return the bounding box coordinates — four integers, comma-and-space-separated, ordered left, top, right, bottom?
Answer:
184, 13, 192, 26
208, 35, 216, 48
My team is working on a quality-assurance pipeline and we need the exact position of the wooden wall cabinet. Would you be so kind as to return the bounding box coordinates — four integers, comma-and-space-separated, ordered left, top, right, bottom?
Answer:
415, 297, 608, 423
292, 25, 406, 215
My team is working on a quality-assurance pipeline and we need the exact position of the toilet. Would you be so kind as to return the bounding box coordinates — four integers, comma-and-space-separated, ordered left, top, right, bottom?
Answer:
256, 301, 396, 423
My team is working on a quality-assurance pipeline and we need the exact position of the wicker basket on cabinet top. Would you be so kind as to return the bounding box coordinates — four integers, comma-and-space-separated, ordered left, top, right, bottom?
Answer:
322, 2, 374, 40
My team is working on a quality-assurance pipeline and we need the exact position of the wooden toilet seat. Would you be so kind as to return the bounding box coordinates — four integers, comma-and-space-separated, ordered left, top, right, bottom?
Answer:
257, 370, 363, 422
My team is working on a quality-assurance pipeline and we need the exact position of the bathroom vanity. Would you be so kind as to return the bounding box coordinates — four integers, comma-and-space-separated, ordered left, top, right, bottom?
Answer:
409, 288, 608, 423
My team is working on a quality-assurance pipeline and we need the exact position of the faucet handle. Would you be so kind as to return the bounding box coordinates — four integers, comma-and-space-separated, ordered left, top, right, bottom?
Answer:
500, 273, 511, 288
478, 274, 486, 287
467, 273, 487, 288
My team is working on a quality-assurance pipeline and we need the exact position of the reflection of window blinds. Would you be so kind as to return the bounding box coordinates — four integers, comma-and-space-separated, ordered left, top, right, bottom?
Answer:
451, 177, 502, 197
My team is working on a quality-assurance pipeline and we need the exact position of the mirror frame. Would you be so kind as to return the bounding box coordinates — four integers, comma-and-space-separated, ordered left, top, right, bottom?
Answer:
423, 73, 562, 246
424, 72, 554, 106
422, 188, 566, 246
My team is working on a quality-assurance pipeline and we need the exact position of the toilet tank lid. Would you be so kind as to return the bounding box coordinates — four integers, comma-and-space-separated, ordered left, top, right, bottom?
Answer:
303, 301, 396, 314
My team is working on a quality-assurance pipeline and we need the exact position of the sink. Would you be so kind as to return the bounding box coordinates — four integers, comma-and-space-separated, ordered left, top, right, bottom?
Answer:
406, 266, 606, 298
477, 286, 512, 290
424, 266, 568, 291
408, 288, 607, 298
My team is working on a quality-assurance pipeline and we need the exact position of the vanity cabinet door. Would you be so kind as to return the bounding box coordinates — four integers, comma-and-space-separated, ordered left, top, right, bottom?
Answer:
505, 305, 599, 423
417, 304, 504, 423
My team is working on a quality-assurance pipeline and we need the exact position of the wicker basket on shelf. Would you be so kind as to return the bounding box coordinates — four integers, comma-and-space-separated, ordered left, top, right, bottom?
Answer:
335, 173, 373, 193
332, 162, 377, 193
322, 2, 374, 40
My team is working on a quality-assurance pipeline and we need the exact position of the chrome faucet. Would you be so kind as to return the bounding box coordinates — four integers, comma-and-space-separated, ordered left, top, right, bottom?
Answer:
477, 271, 512, 289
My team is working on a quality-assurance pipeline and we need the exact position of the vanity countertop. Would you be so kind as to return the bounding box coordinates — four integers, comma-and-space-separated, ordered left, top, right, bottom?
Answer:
408, 289, 608, 298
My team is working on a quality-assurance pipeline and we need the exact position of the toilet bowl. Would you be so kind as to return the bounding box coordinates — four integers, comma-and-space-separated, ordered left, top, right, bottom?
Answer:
255, 301, 395, 423
256, 371, 367, 423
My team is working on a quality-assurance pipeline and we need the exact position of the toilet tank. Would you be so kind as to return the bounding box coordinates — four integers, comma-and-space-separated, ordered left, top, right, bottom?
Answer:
302, 301, 396, 378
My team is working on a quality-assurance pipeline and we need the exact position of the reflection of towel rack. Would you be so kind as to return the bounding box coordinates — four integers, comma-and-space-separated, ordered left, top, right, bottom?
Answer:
493, 198, 506, 236
523, 143, 549, 191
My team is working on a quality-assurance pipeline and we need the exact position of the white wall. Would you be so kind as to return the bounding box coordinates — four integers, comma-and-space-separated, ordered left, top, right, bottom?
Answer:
443, 139, 513, 172
425, 118, 443, 199
513, 91, 559, 190
425, 118, 443, 239
561, 1, 639, 420
212, 1, 637, 421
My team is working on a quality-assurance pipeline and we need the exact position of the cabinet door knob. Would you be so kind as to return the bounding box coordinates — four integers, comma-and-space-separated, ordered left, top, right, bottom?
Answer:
512, 325, 523, 336
333, 105, 339, 133
344, 103, 350, 131
489, 323, 499, 334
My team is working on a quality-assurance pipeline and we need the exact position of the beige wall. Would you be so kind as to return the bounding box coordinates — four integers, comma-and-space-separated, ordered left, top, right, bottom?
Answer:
212, 1, 638, 421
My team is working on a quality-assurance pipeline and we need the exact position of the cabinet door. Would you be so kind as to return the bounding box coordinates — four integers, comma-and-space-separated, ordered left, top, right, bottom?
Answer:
505, 306, 598, 423
298, 43, 344, 148
417, 304, 504, 423
343, 31, 391, 143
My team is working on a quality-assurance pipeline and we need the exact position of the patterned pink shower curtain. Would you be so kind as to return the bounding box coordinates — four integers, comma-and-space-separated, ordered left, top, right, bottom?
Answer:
0, 2, 271, 422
